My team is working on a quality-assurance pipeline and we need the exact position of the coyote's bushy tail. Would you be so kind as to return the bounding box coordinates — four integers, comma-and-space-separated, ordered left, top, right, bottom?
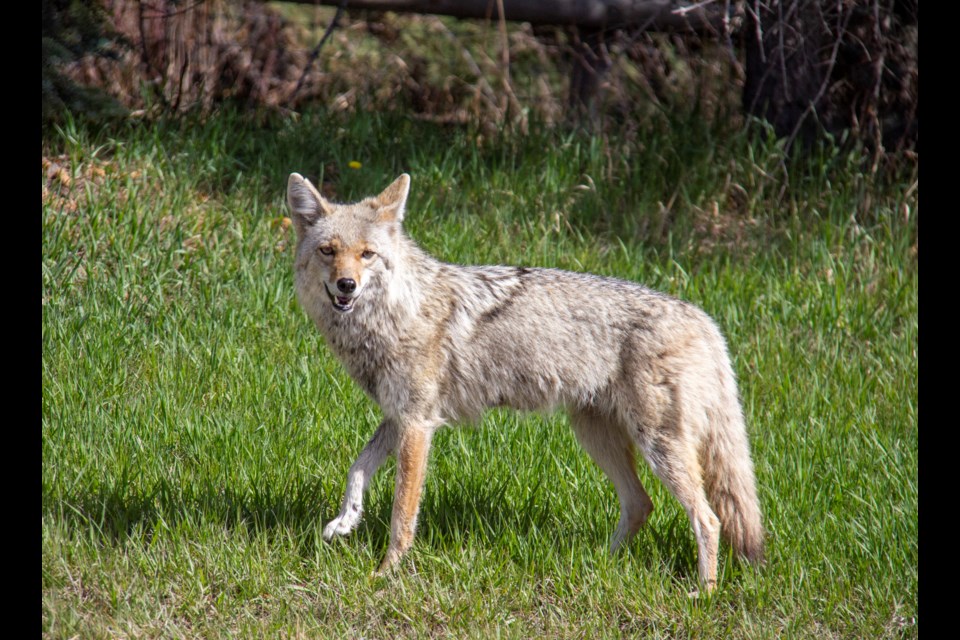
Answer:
702, 399, 764, 563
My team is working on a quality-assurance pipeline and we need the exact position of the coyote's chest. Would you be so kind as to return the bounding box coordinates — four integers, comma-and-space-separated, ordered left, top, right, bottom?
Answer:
319, 311, 420, 415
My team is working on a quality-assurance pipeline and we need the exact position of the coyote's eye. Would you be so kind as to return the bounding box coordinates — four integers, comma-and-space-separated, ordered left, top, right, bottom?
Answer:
318, 246, 334, 256
361, 250, 376, 260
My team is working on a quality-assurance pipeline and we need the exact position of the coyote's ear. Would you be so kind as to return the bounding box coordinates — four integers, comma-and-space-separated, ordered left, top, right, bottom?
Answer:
287, 173, 332, 233
375, 174, 411, 223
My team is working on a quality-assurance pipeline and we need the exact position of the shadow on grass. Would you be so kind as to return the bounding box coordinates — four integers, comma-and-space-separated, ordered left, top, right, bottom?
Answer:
43, 471, 704, 579
45, 478, 333, 543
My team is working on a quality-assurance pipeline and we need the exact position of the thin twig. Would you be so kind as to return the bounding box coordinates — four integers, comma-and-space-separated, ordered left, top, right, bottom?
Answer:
784, 0, 853, 151
721, 0, 740, 72
749, 0, 765, 64
672, 0, 718, 17
172, 47, 189, 111
290, 0, 348, 102
140, 0, 208, 20
869, 0, 885, 169
777, 1, 788, 99
774, 2, 852, 199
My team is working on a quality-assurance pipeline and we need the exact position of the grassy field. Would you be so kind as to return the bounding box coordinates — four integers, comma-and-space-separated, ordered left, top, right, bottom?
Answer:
42, 111, 917, 638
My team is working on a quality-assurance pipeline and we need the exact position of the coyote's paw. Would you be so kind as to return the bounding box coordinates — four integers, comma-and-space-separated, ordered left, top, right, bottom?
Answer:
322, 512, 360, 540
609, 508, 649, 554
374, 549, 402, 576
687, 580, 716, 599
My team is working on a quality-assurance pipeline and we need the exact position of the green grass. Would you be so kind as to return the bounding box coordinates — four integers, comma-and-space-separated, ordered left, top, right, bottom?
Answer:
42, 110, 917, 638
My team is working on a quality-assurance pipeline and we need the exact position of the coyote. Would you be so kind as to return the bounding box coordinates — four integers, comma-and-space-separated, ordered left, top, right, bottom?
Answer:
287, 173, 763, 591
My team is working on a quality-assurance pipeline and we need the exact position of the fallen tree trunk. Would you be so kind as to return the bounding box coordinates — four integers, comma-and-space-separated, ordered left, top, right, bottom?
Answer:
277, 0, 729, 32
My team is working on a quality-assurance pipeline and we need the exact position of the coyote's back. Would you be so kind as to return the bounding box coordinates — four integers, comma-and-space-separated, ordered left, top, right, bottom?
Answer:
287, 172, 763, 592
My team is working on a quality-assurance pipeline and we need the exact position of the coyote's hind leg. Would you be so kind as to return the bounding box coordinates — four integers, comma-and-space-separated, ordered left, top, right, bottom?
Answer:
570, 407, 654, 552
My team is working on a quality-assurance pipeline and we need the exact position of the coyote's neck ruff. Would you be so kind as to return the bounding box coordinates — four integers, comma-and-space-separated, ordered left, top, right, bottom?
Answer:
288, 173, 763, 592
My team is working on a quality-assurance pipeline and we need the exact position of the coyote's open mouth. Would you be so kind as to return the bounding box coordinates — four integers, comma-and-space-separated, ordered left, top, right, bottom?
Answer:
326, 287, 358, 313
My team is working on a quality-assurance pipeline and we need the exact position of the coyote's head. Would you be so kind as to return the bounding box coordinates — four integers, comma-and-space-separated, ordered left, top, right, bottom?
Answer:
287, 173, 410, 314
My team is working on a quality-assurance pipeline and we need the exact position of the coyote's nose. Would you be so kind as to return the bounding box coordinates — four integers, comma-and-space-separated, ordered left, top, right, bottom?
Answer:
337, 278, 357, 294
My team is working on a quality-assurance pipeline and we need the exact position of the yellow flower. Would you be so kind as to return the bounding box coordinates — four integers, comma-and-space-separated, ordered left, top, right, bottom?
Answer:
348, 161, 362, 170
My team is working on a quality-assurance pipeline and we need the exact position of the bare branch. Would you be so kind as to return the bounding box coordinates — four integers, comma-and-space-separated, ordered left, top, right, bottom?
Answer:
290, 0, 348, 101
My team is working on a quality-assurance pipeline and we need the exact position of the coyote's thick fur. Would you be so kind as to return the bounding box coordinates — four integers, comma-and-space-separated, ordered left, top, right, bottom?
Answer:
287, 173, 763, 591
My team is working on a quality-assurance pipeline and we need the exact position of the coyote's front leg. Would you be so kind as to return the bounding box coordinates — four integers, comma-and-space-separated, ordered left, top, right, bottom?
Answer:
377, 424, 434, 573
323, 419, 397, 540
